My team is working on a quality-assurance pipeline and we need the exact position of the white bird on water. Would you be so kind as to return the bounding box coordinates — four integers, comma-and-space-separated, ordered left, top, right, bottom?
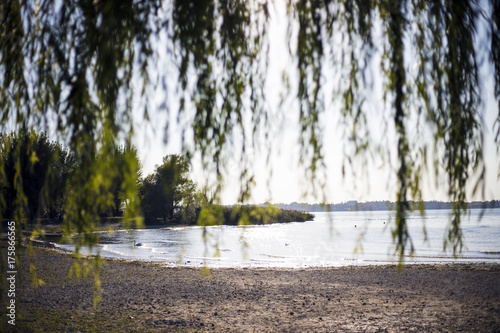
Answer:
133, 240, 143, 247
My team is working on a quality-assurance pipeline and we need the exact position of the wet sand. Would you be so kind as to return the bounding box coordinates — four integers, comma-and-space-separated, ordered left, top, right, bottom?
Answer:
10, 248, 500, 332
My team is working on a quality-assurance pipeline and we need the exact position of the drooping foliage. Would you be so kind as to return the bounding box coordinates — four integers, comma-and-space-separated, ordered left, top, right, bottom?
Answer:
1, 0, 500, 264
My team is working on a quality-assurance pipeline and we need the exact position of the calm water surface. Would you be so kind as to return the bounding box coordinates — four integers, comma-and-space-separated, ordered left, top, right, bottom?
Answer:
58, 209, 500, 267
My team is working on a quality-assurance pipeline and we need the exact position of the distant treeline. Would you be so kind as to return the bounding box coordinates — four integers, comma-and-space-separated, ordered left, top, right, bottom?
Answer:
277, 200, 500, 212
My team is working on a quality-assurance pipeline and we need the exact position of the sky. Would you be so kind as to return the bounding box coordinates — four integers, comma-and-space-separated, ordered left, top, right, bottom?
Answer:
133, 2, 500, 206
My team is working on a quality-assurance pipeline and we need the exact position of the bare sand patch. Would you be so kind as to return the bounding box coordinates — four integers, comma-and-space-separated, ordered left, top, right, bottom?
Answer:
11, 248, 500, 332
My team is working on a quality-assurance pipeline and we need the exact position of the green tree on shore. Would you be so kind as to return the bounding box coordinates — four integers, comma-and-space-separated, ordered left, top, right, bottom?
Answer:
0, 130, 75, 221
0, 130, 143, 221
140, 154, 196, 222
1, 0, 500, 271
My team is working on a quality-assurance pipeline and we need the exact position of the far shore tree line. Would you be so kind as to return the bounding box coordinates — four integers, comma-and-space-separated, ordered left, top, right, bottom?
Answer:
281, 200, 500, 212
0, 130, 312, 226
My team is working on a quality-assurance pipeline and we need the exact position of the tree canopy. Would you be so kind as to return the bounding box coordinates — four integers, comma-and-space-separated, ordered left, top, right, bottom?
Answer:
140, 154, 196, 222
0, 131, 144, 221
1, 0, 500, 260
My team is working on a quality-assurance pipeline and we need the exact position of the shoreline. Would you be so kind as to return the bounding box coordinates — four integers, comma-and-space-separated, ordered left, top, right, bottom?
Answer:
27, 233, 500, 269
27, 240, 500, 268
6, 247, 500, 332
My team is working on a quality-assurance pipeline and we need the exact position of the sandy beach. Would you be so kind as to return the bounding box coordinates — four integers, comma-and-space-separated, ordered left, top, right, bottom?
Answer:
6, 247, 500, 332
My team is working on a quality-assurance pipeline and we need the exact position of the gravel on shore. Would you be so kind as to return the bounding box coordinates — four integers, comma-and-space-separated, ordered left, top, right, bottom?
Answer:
6, 247, 500, 332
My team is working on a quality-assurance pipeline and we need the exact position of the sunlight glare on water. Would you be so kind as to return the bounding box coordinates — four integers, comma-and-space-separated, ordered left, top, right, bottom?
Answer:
57, 209, 500, 267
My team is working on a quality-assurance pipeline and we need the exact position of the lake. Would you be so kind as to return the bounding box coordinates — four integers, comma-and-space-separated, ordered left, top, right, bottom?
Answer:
58, 208, 500, 267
